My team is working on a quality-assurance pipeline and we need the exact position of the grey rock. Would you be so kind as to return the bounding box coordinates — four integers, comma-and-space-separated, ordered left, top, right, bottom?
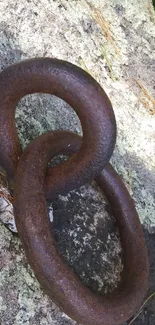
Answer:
0, 0, 155, 324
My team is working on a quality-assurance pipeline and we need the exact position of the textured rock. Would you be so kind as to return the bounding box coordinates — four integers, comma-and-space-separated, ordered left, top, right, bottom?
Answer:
0, 0, 155, 324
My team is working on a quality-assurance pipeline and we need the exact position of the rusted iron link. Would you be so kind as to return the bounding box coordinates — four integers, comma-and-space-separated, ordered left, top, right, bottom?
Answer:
0, 58, 116, 198
14, 131, 148, 325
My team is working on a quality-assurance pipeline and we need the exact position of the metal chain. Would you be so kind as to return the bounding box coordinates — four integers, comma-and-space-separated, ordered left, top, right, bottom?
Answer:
0, 59, 148, 325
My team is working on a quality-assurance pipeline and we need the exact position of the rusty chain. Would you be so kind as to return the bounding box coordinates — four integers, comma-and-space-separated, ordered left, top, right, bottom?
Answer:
0, 58, 148, 325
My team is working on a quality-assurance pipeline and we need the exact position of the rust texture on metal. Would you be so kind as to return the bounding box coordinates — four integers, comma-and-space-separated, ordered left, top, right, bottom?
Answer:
0, 59, 148, 325
14, 131, 149, 325
0, 58, 116, 199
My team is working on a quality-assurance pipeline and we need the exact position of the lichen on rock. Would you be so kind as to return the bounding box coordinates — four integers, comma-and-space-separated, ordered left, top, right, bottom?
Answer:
0, 0, 155, 324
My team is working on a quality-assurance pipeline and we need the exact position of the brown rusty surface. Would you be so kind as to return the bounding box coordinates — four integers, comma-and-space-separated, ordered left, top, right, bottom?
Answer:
0, 58, 116, 198
14, 131, 149, 325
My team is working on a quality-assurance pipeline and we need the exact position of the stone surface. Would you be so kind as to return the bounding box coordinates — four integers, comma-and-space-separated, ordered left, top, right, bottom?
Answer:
0, 0, 155, 324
